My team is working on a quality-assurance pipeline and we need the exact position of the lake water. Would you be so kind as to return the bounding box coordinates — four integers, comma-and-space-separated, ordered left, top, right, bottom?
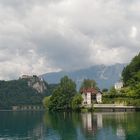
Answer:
0, 111, 140, 140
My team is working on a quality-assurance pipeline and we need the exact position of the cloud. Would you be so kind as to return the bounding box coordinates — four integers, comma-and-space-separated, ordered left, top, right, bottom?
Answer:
0, 0, 140, 79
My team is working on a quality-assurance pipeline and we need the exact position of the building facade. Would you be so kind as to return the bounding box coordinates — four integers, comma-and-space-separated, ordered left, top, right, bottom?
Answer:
114, 82, 123, 90
81, 88, 102, 106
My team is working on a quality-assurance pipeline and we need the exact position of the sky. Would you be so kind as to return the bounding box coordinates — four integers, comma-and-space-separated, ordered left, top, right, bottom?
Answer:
0, 0, 140, 80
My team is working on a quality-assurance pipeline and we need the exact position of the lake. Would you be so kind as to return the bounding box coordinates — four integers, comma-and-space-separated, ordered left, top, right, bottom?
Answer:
0, 111, 140, 140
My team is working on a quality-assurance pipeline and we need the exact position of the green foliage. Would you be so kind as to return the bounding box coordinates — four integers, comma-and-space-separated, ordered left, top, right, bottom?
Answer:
48, 76, 77, 111
43, 96, 51, 109
103, 97, 140, 106
99, 52, 140, 106
80, 79, 97, 91
121, 52, 140, 97
81, 108, 88, 113
71, 93, 83, 111
102, 88, 108, 93
47, 84, 59, 95
109, 86, 117, 95
49, 86, 63, 110
122, 52, 140, 86
103, 87, 127, 98
0, 79, 46, 109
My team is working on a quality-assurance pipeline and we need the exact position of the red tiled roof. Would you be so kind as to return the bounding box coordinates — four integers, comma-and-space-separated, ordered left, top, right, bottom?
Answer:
80, 88, 98, 95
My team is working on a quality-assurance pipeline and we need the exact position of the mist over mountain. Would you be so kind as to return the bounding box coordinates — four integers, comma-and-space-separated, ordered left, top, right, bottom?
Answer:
41, 63, 126, 90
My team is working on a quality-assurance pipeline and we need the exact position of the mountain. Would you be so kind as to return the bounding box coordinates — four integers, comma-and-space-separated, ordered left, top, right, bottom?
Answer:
40, 63, 126, 90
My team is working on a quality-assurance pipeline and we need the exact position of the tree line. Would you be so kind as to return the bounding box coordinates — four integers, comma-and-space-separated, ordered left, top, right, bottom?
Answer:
103, 52, 140, 106
0, 79, 57, 109
43, 76, 97, 111
43, 52, 140, 110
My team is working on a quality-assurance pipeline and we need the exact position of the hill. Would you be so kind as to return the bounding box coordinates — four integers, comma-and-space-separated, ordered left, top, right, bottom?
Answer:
121, 52, 140, 98
0, 75, 56, 109
122, 52, 140, 86
103, 52, 140, 106
41, 63, 126, 89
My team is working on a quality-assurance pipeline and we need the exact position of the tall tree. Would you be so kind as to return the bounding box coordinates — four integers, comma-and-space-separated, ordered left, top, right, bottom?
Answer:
71, 93, 83, 111
49, 76, 76, 110
80, 79, 97, 90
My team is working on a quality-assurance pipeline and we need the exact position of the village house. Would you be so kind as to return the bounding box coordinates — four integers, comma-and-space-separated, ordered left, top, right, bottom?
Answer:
114, 82, 123, 90
81, 88, 102, 106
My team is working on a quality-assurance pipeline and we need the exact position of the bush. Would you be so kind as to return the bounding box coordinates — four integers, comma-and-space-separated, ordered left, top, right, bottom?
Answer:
103, 97, 140, 106
71, 94, 83, 111
43, 96, 51, 109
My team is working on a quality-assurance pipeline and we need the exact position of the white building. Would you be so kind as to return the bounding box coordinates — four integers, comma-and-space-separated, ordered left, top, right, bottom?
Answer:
21, 75, 32, 79
96, 92, 102, 103
81, 88, 102, 106
114, 82, 123, 90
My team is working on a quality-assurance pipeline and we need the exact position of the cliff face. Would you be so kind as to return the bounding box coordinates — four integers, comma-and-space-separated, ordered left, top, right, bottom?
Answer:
21, 75, 47, 93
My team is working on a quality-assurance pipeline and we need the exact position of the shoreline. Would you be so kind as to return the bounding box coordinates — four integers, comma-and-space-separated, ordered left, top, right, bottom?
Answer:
0, 109, 45, 112
1, 104, 140, 112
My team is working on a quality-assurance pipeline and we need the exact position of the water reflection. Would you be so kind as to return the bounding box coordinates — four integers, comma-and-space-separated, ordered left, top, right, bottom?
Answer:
0, 111, 140, 139
81, 113, 103, 132
0, 111, 44, 140
81, 113, 127, 140
44, 112, 140, 140
43, 112, 81, 140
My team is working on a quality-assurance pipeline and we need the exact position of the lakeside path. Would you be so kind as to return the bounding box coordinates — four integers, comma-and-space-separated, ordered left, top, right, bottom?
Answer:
93, 104, 140, 112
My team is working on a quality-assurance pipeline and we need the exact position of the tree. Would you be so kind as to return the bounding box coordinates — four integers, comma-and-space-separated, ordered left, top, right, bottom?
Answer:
0, 79, 46, 109
122, 52, 140, 86
49, 86, 63, 110
121, 52, 140, 97
102, 88, 108, 93
49, 76, 77, 110
109, 86, 117, 95
71, 93, 83, 111
43, 96, 51, 109
60, 76, 77, 108
80, 79, 97, 90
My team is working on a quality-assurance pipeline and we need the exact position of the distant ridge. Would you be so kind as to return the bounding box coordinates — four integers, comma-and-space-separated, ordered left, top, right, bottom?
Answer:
40, 63, 126, 90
